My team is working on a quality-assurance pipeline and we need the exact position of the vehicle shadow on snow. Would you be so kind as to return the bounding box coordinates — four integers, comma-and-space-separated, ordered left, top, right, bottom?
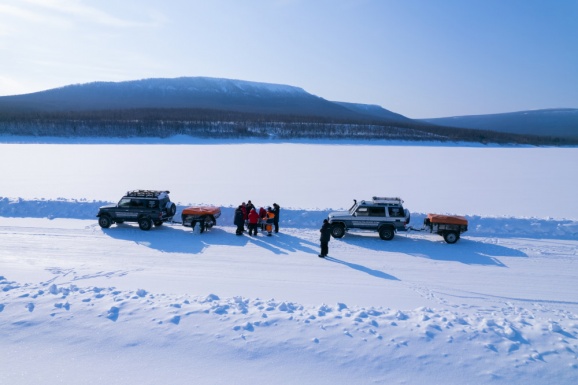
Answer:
335, 233, 527, 266
101, 224, 319, 255
101, 224, 240, 254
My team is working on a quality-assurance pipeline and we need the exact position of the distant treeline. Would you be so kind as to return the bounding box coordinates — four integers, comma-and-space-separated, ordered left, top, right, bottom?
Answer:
0, 108, 574, 145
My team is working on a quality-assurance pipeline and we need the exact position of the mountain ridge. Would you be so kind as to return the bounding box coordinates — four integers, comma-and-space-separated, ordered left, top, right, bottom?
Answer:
0, 76, 575, 143
0, 76, 394, 122
422, 108, 578, 139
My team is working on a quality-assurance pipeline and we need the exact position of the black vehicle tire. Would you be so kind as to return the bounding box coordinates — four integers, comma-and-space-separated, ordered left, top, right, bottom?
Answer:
331, 223, 345, 238
443, 231, 459, 244
138, 217, 153, 231
378, 226, 395, 241
167, 202, 177, 216
153, 220, 163, 227
204, 215, 216, 229
98, 216, 112, 229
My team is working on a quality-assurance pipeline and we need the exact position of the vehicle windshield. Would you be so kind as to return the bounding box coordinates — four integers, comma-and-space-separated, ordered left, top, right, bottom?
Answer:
118, 198, 131, 208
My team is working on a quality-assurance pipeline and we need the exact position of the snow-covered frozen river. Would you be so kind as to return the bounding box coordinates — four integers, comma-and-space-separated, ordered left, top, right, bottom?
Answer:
1, 140, 577, 219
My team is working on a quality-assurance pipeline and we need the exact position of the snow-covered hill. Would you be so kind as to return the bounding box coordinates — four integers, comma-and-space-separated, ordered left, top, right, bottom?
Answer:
422, 108, 578, 139
0, 77, 385, 120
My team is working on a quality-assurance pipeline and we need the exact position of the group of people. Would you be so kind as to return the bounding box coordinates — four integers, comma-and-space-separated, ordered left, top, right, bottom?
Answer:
233, 201, 331, 258
234, 201, 280, 237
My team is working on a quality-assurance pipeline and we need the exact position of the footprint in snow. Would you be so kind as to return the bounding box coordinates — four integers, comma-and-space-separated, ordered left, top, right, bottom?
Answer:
26, 303, 35, 312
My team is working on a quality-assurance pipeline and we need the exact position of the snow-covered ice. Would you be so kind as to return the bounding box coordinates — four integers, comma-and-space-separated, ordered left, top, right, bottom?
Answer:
1, 139, 577, 385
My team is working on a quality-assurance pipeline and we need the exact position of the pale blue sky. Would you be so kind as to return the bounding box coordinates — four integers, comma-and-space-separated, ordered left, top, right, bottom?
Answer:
1, 0, 576, 118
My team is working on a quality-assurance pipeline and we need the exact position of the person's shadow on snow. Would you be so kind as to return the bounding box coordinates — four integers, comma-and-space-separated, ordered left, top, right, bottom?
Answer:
245, 232, 318, 255
323, 257, 400, 281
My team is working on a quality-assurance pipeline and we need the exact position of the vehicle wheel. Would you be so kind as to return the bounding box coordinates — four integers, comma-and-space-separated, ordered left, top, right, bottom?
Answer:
153, 220, 163, 227
443, 231, 459, 244
331, 223, 345, 238
204, 215, 216, 229
98, 216, 112, 228
167, 202, 177, 216
378, 226, 395, 240
138, 217, 153, 231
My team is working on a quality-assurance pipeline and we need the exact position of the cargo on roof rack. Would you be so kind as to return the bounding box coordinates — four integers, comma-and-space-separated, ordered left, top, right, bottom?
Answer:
125, 190, 170, 199
372, 197, 404, 205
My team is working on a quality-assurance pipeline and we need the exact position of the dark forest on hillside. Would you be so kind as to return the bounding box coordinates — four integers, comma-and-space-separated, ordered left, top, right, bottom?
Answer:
0, 108, 574, 145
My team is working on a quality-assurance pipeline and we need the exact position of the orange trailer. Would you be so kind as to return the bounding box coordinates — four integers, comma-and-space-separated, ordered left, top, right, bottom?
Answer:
181, 206, 221, 233
423, 213, 468, 244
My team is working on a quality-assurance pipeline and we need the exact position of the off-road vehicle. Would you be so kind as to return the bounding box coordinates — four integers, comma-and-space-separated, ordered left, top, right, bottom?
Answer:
327, 197, 410, 240
97, 190, 176, 231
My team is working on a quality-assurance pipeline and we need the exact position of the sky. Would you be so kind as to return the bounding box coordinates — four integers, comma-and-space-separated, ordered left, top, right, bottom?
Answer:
0, 0, 577, 118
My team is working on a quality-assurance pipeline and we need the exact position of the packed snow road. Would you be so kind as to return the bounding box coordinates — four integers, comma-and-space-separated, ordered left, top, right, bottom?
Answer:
2, 217, 576, 310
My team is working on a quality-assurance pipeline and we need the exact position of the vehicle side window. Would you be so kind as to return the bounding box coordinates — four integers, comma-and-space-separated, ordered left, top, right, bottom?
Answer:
148, 200, 158, 208
356, 207, 369, 216
369, 207, 385, 217
131, 199, 143, 207
388, 207, 403, 217
118, 198, 131, 208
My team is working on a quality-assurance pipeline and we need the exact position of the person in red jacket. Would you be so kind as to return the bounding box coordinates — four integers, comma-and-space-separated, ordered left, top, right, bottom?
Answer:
259, 207, 267, 230
247, 208, 260, 236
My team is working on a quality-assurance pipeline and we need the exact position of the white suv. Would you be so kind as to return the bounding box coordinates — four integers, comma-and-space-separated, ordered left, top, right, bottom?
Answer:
327, 197, 410, 240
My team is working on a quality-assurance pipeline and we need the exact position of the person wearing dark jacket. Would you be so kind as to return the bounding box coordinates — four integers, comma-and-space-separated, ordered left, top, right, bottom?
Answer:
234, 205, 245, 235
319, 219, 331, 258
272, 203, 280, 233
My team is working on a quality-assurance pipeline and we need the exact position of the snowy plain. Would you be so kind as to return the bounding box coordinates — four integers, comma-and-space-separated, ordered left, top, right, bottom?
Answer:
1, 138, 578, 385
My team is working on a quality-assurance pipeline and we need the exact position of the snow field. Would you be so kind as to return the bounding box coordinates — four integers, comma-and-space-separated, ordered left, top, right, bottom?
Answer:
1, 141, 578, 384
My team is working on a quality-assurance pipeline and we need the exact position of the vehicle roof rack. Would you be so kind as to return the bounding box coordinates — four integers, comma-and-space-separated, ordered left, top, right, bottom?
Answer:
372, 196, 404, 205
125, 190, 170, 199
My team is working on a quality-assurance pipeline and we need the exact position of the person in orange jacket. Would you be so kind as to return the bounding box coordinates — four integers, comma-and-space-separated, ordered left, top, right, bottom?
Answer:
265, 207, 275, 236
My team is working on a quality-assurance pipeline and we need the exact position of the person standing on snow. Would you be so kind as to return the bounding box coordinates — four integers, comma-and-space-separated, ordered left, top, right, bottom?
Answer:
272, 203, 280, 233
265, 207, 275, 236
319, 219, 331, 258
259, 207, 267, 230
234, 205, 245, 235
248, 208, 260, 236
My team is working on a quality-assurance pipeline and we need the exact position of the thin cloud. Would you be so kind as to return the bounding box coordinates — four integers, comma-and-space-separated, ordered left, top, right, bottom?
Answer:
18, 0, 166, 28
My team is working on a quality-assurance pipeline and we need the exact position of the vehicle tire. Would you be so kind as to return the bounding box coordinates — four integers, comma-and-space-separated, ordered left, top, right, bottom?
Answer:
204, 215, 216, 229
153, 220, 163, 227
138, 217, 153, 231
331, 223, 345, 238
378, 226, 395, 241
443, 231, 459, 244
167, 202, 177, 216
98, 216, 112, 229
